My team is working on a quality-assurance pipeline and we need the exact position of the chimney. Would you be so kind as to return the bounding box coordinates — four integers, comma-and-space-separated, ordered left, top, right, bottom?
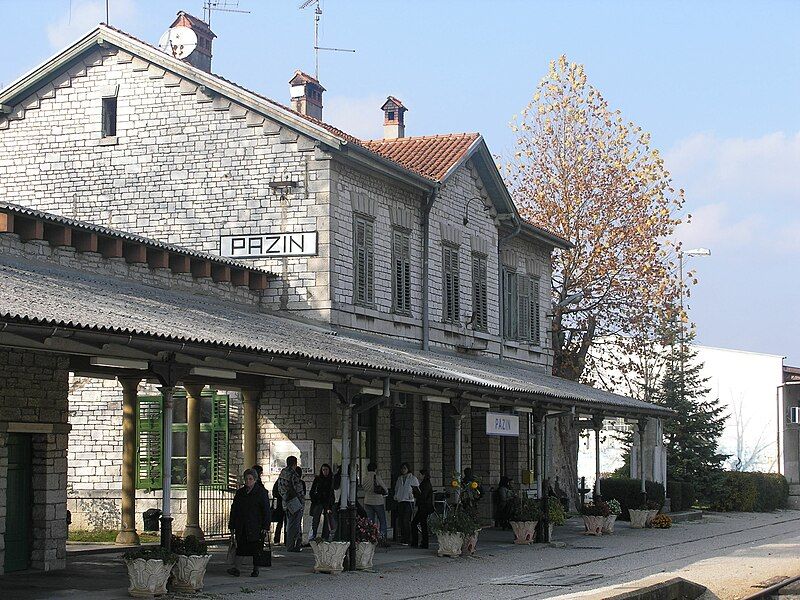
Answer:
169, 11, 216, 73
289, 71, 325, 121
381, 96, 406, 139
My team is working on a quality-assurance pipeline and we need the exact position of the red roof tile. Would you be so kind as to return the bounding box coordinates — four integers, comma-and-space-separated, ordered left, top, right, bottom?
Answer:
362, 133, 480, 181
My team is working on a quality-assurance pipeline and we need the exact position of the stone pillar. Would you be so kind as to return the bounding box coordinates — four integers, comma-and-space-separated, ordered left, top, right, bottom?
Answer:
242, 389, 259, 471
116, 377, 141, 545
637, 419, 648, 503
183, 384, 204, 541
593, 416, 604, 502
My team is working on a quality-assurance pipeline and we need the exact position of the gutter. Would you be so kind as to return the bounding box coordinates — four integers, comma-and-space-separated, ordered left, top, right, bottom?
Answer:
422, 187, 439, 351
498, 213, 522, 361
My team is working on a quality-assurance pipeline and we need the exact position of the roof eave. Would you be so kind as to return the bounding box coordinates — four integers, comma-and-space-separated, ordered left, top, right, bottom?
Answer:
343, 142, 439, 192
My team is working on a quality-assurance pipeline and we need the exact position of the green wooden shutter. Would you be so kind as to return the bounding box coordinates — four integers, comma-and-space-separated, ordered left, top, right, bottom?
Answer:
504, 270, 518, 339
136, 395, 163, 490
364, 221, 375, 304
452, 247, 460, 322
530, 276, 541, 345
210, 393, 229, 488
518, 276, 530, 341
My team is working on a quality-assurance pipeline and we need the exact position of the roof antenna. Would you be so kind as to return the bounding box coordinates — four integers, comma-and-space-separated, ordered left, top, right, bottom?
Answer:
202, 0, 250, 27
105, 0, 109, 23
298, 0, 355, 81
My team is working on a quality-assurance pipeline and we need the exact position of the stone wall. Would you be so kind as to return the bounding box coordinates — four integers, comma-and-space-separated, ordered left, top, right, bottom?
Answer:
0, 349, 70, 574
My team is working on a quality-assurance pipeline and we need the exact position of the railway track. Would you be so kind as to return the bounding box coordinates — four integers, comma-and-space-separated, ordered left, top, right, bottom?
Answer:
742, 575, 800, 599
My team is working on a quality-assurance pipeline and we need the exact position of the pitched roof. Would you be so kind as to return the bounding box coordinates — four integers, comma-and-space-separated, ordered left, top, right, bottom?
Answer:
362, 133, 481, 182
0, 251, 671, 418
170, 11, 215, 38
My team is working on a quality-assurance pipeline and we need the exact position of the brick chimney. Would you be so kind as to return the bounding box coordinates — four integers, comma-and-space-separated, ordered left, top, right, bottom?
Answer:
289, 71, 325, 121
169, 11, 216, 73
381, 96, 406, 139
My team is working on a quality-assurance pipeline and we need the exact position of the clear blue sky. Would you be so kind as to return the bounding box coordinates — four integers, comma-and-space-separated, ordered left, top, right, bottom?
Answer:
2, 0, 799, 363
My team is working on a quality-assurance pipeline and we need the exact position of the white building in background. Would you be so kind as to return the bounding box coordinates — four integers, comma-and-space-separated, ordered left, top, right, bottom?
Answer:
579, 344, 785, 490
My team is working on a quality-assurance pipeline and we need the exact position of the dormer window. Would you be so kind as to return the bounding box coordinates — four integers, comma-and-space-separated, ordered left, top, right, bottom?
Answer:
387, 111, 395, 121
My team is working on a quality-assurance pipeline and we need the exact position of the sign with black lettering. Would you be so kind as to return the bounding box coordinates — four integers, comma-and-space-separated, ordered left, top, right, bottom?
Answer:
485, 412, 520, 437
220, 232, 318, 258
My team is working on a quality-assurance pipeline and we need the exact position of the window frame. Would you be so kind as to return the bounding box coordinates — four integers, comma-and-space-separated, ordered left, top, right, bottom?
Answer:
442, 243, 461, 324
391, 228, 412, 315
101, 96, 117, 138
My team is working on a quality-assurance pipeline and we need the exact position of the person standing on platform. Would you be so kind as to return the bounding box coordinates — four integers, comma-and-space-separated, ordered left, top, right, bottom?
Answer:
227, 468, 270, 577
363, 462, 389, 545
309, 463, 336, 541
393, 463, 419, 545
276, 456, 305, 552
411, 468, 434, 549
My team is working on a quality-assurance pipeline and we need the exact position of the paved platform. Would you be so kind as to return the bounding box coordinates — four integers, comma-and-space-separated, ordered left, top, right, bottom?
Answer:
2, 511, 800, 600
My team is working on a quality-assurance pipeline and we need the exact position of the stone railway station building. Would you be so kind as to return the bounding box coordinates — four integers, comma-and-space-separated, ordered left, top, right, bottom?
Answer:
0, 13, 669, 574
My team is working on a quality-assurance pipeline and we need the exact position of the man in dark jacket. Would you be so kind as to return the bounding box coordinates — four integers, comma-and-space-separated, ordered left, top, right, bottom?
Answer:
411, 469, 434, 549
227, 468, 270, 577
275, 456, 305, 552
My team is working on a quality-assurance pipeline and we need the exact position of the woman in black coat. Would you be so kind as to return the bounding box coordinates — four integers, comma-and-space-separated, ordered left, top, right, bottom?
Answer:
227, 468, 270, 577
309, 463, 336, 541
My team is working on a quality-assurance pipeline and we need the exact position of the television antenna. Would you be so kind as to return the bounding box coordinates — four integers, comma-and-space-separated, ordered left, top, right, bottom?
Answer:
298, 0, 355, 80
203, 1, 250, 27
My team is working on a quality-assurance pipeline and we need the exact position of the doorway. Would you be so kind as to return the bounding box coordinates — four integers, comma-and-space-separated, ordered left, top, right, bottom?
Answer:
4, 433, 33, 572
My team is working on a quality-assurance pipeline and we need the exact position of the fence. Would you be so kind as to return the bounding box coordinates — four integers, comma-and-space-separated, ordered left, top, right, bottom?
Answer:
199, 478, 238, 540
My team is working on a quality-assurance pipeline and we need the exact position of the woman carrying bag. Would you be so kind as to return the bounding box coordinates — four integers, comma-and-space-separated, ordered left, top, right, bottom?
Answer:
363, 462, 389, 545
227, 468, 270, 577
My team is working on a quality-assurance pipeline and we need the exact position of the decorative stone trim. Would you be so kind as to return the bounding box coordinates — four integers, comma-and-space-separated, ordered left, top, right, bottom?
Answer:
389, 206, 413, 231
526, 258, 543, 277
439, 222, 462, 247
351, 192, 376, 218
470, 235, 489, 256
511, 520, 537, 544
501, 248, 518, 268
99, 84, 119, 98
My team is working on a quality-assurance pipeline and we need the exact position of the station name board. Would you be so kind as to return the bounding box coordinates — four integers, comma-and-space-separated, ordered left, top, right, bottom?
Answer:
485, 412, 520, 437
220, 232, 318, 258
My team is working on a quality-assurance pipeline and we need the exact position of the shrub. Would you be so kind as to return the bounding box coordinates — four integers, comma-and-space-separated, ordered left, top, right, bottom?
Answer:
171, 535, 207, 556
681, 481, 697, 510
667, 480, 682, 512
428, 507, 478, 536
548, 496, 566, 526
709, 472, 788, 512
510, 496, 541, 522
650, 514, 672, 528
355, 516, 380, 544
599, 478, 665, 520
123, 546, 177, 564
607, 499, 622, 516
581, 501, 610, 517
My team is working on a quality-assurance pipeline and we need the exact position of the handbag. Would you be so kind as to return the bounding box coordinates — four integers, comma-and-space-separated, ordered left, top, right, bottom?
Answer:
226, 534, 237, 565
373, 474, 387, 497
255, 532, 272, 568
285, 495, 302, 515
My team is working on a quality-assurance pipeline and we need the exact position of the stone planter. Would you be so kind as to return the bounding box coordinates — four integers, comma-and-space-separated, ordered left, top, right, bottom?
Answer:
602, 515, 618, 534
171, 554, 212, 593
646, 509, 659, 526
510, 521, 538, 545
310, 540, 350, 574
462, 530, 479, 555
629, 509, 649, 529
435, 531, 465, 557
582, 515, 604, 536
125, 558, 174, 598
355, 541, 376, 571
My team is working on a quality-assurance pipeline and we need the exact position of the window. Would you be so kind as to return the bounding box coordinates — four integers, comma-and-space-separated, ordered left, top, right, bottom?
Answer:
387, 111, 395, 121
471, 253, 488, 331
392, 229, 411, 314
503, 270, 542, 345
101, 96, 117, 138
136, 390, 229, 490
442, 245, 460, 323
354, 216, 375, 305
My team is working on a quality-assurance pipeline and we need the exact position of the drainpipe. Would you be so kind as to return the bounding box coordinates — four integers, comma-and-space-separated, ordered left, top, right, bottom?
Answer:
422, 187, 439, 351
498, 213, 522, 361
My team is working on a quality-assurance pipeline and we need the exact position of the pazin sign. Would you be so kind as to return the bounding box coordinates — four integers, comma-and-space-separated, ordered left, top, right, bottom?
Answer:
220, 232, 318, 258
485, 412, 519, 437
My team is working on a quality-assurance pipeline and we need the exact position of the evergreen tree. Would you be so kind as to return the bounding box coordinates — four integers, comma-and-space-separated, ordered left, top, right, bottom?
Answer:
656, 325, 727, 499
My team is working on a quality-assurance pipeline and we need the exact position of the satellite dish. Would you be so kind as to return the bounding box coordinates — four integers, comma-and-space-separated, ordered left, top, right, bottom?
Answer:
157, 26, 198, 60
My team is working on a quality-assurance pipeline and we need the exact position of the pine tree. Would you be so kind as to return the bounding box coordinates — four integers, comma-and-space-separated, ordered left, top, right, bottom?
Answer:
656, 326, 728, 500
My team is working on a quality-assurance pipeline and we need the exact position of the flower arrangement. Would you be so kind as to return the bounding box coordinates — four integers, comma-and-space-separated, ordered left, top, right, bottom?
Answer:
650, 514, 672, 529
607, 499, 622, 516
581, 501, 611, 517
170, 535, 208, 556
355, 516, 380, 544
428, 507, 479, 537
548, 496, 566, 526
510, 496, 541, 522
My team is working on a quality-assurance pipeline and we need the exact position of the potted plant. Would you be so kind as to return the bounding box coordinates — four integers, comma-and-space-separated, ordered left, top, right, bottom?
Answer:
645, 500, 661, 526
310, 537, 350, 574
650, 513, 672, 529
581, 501, 610, 536
547, 496, 567, 539
354, 516, 379, 571
429, 507, 477, 557
123, 546, 177, 598
603, 499, 622, 534
509, 496, 541, 544
170, 535, 211, 593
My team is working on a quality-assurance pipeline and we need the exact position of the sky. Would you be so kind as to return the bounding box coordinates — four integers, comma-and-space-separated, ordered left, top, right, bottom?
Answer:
1, 0, 799, 363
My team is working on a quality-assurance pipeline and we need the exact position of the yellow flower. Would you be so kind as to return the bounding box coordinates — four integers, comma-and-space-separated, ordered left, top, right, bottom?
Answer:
450, 480, 459, 488
469, 481, 478, 490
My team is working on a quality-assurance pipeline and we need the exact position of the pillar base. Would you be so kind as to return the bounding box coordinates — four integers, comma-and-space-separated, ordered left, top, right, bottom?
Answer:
182, 524, 205, 541
115, 528, 141, 546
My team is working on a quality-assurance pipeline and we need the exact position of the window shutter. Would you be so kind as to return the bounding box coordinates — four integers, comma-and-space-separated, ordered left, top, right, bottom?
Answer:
518, 276, 530, 341
504, 270, 518, 339
530, 277, 541, 345
402, 234, 411, 312
472, 254, 488, 331
452, 248, 460, 322
210, 393, 229, 488
136, 395, 163, 490
364, 221, 374, 303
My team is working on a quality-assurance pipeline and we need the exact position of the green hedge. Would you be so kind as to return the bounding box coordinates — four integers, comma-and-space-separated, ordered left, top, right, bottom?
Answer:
709, 472, 788, 512
667, 480, 696, 512
599, 478, 665, 521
